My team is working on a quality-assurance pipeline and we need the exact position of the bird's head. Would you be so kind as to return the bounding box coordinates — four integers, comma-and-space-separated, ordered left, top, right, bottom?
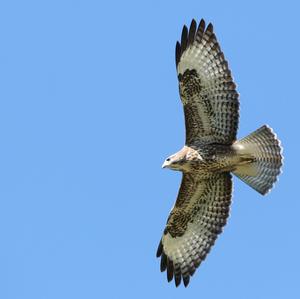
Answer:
162, 152, 186, 171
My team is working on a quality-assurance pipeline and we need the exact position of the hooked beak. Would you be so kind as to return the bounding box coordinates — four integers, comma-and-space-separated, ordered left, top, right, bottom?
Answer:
162, 161, 168, 169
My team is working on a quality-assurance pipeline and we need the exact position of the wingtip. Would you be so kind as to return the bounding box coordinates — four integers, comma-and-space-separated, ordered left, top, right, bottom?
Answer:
160, 252, 167, 272
199, 18, 205, 29
180, 25, 188, 51
183, 275, 190, 287
206, 22, 214, 33
175, 275, 181, 287
191, 18, 197, 26
188, 19, 197, 46
156, 240, 163, 257
177, 18, 219, 68
190, 19, 197, 31
167, 259, 174, 282
181, 24, 188, 38
175, 41, 181, 67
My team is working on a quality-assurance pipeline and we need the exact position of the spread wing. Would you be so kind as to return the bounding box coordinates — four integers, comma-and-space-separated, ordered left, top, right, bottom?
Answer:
176, 19, 239, 145
157, 172, 232, 287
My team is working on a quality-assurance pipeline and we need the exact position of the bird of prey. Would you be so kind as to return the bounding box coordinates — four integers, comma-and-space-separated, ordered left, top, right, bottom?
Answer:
157, 19, 283, 287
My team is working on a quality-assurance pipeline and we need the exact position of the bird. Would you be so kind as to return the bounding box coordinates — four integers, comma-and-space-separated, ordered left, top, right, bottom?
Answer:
156, 19, 283, 287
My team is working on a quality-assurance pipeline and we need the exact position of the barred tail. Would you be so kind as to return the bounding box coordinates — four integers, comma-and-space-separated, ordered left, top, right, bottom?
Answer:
232, 125, 283, 195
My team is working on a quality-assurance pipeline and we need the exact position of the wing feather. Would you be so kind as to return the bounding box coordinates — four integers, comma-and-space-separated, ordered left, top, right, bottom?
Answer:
187, 19, 197, 46
176, 19, 239, 145
181, 25, 188, 52
157, 173, 232, 287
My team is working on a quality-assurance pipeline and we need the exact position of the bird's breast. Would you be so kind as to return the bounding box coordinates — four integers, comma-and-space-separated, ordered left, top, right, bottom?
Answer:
186, 144, 236, 175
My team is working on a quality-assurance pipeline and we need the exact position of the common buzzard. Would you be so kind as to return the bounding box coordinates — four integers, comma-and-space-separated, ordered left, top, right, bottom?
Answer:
157, 19, 283, 287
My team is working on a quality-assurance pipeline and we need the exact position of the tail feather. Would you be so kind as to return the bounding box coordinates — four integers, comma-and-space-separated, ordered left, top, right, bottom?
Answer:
233, 125, 283, 195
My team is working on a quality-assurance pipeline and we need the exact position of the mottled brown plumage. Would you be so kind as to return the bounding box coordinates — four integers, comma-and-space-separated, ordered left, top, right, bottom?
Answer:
157, 19, 283, 287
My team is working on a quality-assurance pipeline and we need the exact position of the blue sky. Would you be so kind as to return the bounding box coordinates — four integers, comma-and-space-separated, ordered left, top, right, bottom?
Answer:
0, 0, 298, 298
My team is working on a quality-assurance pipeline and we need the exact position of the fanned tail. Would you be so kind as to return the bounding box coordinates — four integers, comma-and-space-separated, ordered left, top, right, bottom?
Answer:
233, 125, 283, 195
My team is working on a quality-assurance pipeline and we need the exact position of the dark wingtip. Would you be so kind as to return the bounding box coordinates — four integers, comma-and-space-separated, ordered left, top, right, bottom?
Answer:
156, 240, 163, 257
181, 25, 188, 52
187, 19, 197, 46
195, 18, 206, 43
167, 259, 174, 282
194, 258, 201, 268
198, 19, 206, 32
175, 273, 181, 287
189, 266, 196, 277
175, 41, 181, 67
206, 22, 214, 33
183, 275, 190, 287
160, 252, 167, 272
177, 19, 213, 67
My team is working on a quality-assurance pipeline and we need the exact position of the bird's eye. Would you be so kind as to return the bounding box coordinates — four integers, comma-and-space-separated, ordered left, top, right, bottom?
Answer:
166, 158, 171, 162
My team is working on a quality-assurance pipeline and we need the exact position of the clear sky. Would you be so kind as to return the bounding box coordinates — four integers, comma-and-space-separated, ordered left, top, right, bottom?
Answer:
0, 0, 298, 298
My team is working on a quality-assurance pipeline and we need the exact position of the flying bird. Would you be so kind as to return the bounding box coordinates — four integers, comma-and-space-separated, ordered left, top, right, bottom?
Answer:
156, 19, 283, 287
